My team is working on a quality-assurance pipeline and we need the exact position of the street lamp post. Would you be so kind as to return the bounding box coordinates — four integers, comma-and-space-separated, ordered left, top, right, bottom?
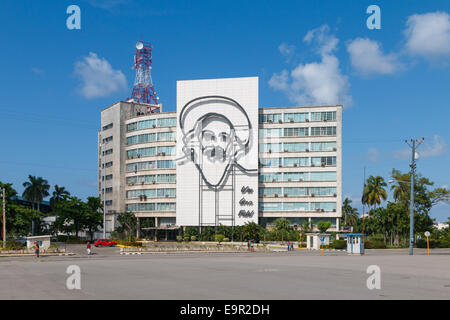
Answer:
1, 188, 6, 249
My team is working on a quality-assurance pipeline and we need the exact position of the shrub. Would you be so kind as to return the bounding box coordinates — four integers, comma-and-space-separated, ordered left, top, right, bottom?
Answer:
215, 234, 225, 243
331, 240, 346, 249
176, 236, 183, 242
416, 239, 440, 248
190, 236, 197, 241
223, 237, 230, 242
116, 240, 142, 247
365, 240, 386, 249
0, 240, 25, 250
183, 236, 190, 242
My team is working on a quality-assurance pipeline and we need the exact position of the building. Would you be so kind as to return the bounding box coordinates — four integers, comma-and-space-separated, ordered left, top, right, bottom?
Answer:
98, 77, 342, 239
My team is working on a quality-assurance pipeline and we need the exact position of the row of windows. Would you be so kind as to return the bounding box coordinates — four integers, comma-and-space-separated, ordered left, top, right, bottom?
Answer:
126, 132, 176, 146
127, 118, 177, 132
260, 127, 336, 138
126, 202, 176, 212
260, 141, 336, 153
259, 202, 337, 211
259, 171, 336, 182
259, 111, 336, 124
127, 174, 176, 185
126, 160, 176, 172
126, 188, 176, 199
127, 146, 176, 159
259, 187, 336, 197
260, 156, 336, 167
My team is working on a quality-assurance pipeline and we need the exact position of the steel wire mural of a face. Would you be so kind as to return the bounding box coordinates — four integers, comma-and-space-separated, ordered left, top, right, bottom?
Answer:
177, 96, 256, 189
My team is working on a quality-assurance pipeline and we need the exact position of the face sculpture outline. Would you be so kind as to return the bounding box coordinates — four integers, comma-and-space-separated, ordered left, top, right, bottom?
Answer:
178, 96, 255, 189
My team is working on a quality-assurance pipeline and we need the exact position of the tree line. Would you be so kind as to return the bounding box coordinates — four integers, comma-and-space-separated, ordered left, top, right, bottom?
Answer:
341, 169, 449, 247
0, 175, 103, 240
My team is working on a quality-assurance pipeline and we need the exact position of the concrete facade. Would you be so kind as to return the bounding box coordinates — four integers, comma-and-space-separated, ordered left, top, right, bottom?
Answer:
99, 77, 342, 236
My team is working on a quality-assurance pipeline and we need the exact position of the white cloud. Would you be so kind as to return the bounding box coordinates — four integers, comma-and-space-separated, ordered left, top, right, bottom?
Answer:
394, 135, 448, 160
420, 135, 448, 157
347, 38, 402, 75
278, 43, 295, 57
74, 52, 127, 99
269, 25, 352, 107
404, 11, 450, 59
365, 148, 380, 163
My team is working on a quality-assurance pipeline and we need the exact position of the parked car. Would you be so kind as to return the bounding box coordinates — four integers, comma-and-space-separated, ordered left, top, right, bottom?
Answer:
94, 238, 117, 247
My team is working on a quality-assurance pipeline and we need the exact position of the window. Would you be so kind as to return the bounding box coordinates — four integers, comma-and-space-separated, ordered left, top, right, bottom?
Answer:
105, 200, 113, 206
259, 158, 282, 167
259, 202, 282, 211
127, 147, 156, 159
283, 142, 309, 152
105, 174, 113, 180
284, 187, 308, 197
284, 127, 309, 137
105, 161, 113, 168
309, 187, 336, 196
259, 128, 282, 138
158, 131, 175, 141
103, 136, 113, 144
310, 202, 337, 211
310, 171, 336, 181
283, 202, 309, 211
259, 187, 282, 197
283, 157, 309, 167
284, 172, 308, 182
260, 143, 282, 153
310, 127, 336, 136
157, 146, 175, 155
259, 113, 282, 123
105, 187, 113, 193
283, 112, 309, 123
157, 174, 176, 183
126, 188, 175, 199
127, 161, 157, 172
157, 160, 176, 169
103, 149, 113, 155
311, 111, 336, 122
103, 123, 113, 131
311, 156, 336, 166
310, 142, 337, 152
259, 173, 282, 182
157, 118, 176, 127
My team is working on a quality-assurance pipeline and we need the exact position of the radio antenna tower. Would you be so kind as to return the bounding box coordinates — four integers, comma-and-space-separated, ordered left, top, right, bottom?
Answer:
129, 40, 160, 113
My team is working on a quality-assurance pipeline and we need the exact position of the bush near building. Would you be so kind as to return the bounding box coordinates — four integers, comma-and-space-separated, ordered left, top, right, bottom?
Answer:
331, 240, 346, 249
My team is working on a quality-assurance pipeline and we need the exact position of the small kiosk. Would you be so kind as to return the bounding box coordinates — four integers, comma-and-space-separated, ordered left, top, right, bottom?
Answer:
27, 235, 51, 250
307, 233, 330, 250
346, 234, 365, 255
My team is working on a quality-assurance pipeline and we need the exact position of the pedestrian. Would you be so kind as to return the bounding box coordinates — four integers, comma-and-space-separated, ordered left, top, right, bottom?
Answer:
34, 242, 40, 258
291, 243, 294, 251
287, 241, 290, 251
87, 241, 91, 255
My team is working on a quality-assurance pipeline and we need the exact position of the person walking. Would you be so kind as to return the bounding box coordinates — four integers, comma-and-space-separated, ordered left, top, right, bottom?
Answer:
34, 242, 40, 258
87, 241, 91, 255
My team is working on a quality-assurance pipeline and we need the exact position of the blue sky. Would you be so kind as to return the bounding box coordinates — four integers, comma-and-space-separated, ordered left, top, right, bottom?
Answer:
0, 0, 449, 221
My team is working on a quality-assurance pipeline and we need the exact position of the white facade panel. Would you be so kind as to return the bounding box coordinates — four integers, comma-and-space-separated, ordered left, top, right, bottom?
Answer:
176, 77, 259, 226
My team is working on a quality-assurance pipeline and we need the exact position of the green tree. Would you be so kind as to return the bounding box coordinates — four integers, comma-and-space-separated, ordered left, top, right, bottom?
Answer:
271, 218, 293, 241
84, 197, 103, 240
362, 176, 388, 209
53, 197, 86, 237
116, 212, 137, 241
49, 185, 70, 210
317, 221, 332, 233
22, 175, 50, 235
342, 198, 359, 226
242, 222, 264, 242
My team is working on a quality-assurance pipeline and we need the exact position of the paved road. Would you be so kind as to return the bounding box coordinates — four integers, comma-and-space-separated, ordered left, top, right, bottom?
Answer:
0, 247, 449, 299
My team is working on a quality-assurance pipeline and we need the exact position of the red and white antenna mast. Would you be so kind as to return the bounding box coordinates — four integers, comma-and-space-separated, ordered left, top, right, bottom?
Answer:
129, 40, 160, 113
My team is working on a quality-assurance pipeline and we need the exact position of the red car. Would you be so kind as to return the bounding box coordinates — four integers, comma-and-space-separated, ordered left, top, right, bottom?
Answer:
94, 239, 117, 247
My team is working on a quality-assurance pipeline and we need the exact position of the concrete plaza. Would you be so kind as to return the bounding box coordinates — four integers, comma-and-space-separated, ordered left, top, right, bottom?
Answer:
0, 247, 449, 300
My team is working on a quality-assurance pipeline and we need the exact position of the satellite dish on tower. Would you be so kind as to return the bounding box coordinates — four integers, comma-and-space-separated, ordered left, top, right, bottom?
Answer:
136, 42, 144, 50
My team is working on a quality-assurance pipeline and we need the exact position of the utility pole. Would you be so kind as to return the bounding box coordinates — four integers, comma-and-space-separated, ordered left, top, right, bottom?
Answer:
406, 138, 424, 256
2, 188, 6, 248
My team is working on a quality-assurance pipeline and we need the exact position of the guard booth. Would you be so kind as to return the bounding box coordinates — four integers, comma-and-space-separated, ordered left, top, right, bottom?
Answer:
26, 235, 51, 250
306, 233, 330, 250
346, 234, 365, 255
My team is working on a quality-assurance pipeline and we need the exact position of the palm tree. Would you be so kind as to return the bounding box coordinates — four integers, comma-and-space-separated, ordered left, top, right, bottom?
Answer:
342, 198, 359, 227
390, 169, 410, 202
362, 176, 388, 209
50, 185, 70, 209
22, 175, 50, 235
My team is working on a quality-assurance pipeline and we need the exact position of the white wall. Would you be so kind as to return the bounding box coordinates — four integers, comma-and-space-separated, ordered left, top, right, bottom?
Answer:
176, 77, 259, 226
